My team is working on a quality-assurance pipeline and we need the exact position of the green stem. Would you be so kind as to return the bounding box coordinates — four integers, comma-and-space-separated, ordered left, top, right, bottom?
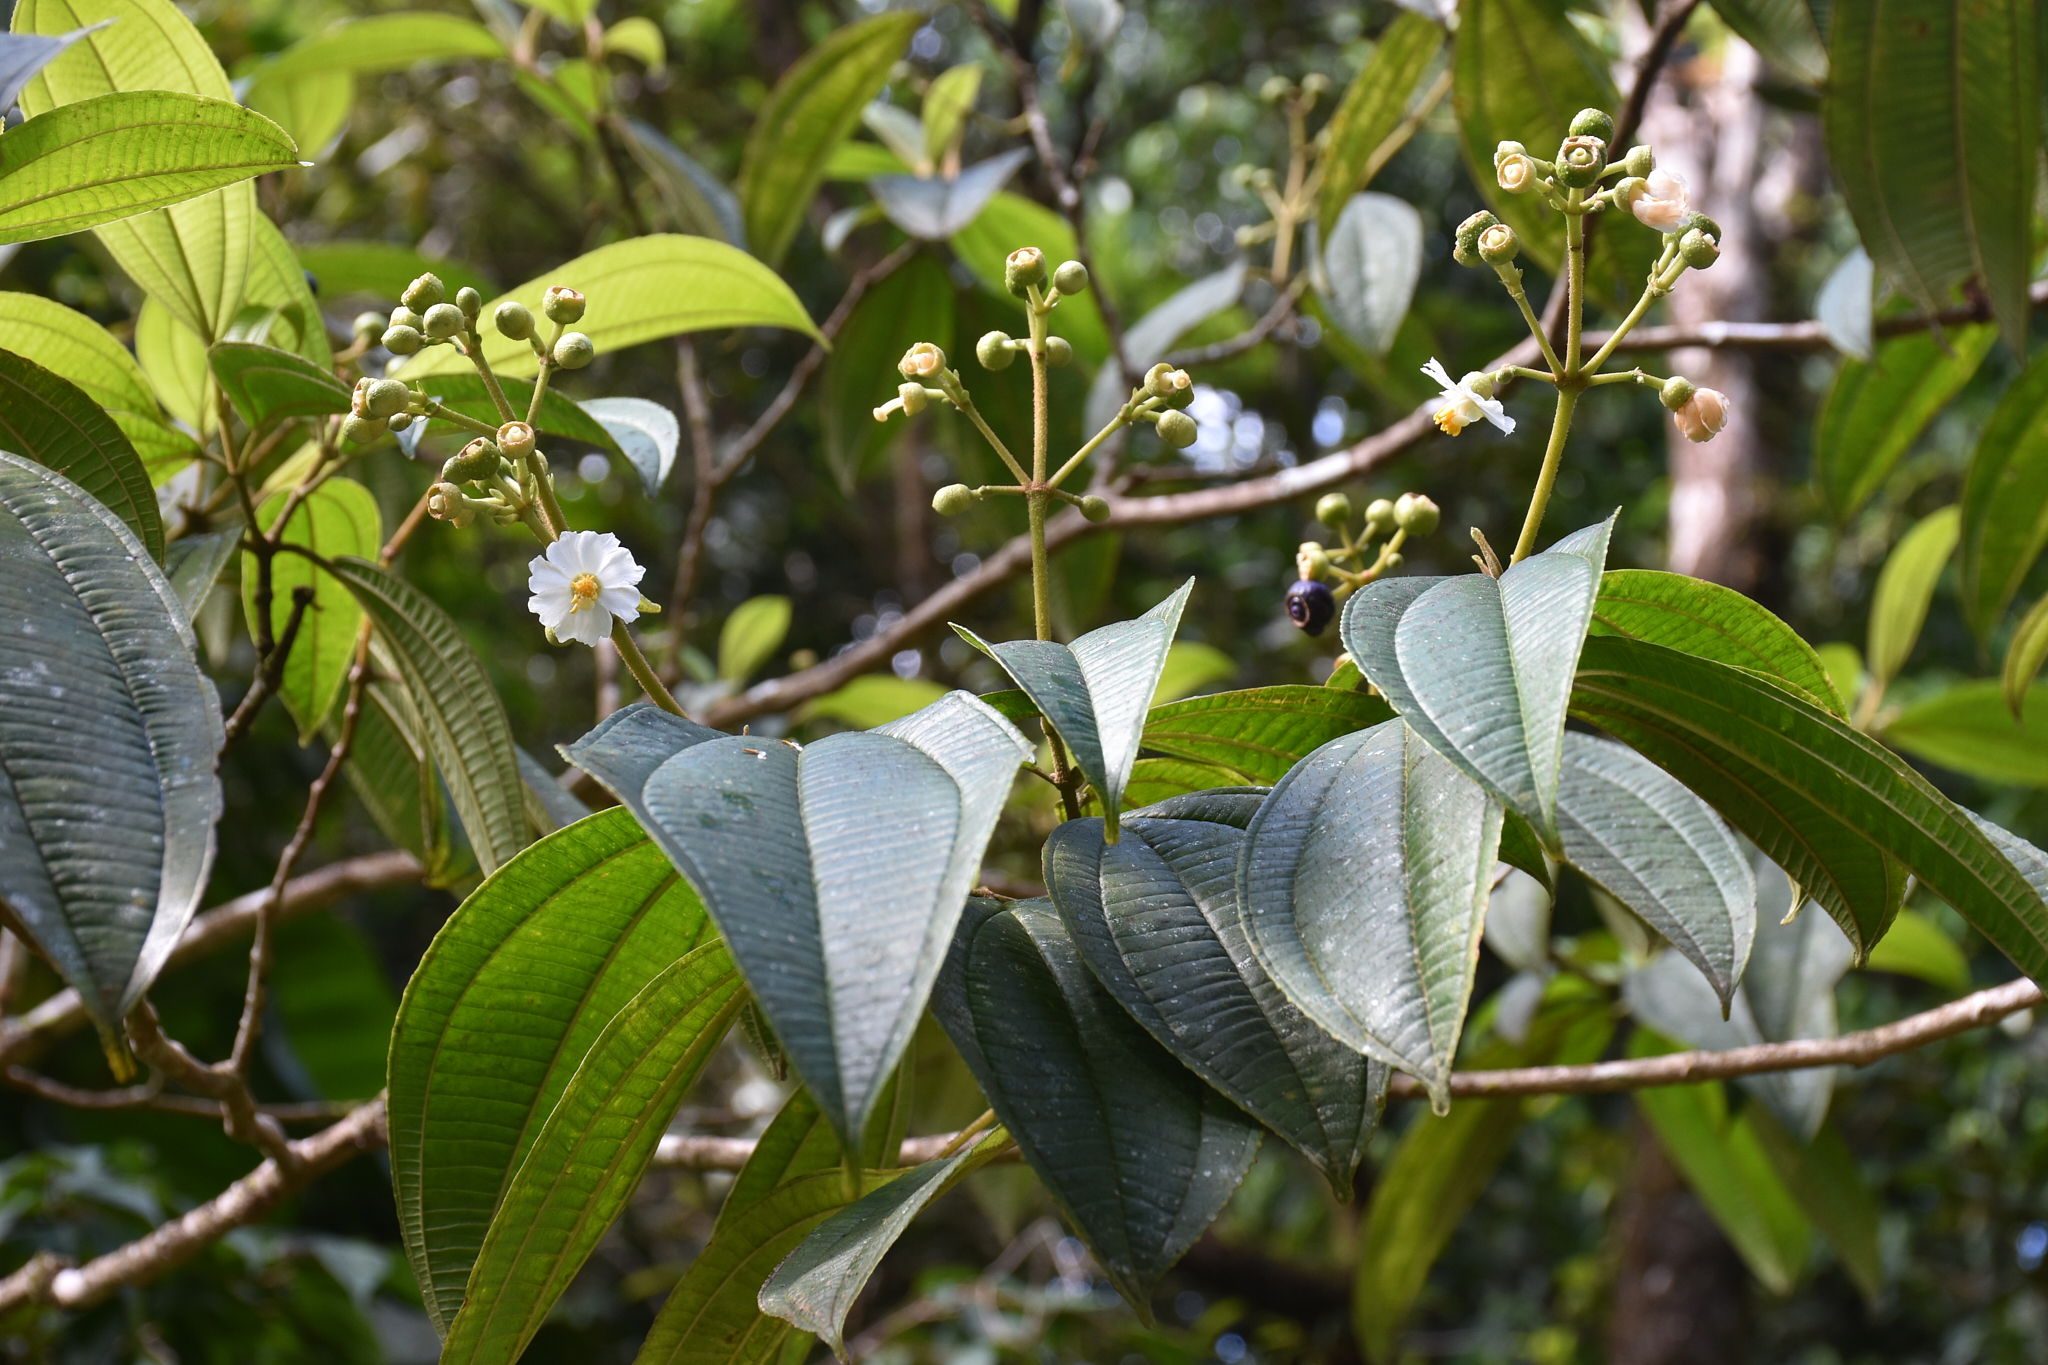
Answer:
1582, 280, 1665, 376
611, 618, 687, 716
1512, 386, 1579, 564
1501, 365, 1562, 385
952, 389, 1030, 484
1564, 201, 1585, 375
423, 401, 503, 439
1505, 280, 1566, 377
1050, 406, 1141, 488
465, 331, 517, 424
526, 451, 568, 538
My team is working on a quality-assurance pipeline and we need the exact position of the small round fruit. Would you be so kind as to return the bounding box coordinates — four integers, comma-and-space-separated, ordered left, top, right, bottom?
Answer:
387, 413, 414, 432
382, 324, 423, 355
552, 331, 596, 369
1365, 498, 1397, 536
543, 286, 586, 324
1080, 495, 1111, 522
1053, 259, 1089, 295
932, 483, 976, 516
1043, 336, 1073, 368
495, 300, 535, 340
401, 273, 444, 311
1393, 492, 1440, 535
1285, 579, 1337, 636
341, 413, 383, 446
1156, 409, 1198, 449
422, 302, 466, 340
362, 378, 410, 419
441, 438, 500, 483
1315, 492, 1351, 529
976, 330, 1017, 370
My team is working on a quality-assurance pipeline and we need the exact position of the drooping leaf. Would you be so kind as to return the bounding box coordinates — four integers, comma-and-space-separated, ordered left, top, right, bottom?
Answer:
568, 693, 1030, 1144
398, 235, 821, 380
243, 13, 503, 155
1083, 261, 1248, 435
1861, 906, 1972, 994
2003, 596, 2048, 718
580, 397, 680, 496
738, 10, 922, 266
0, 347, 161, 560
718, 595, 792, 684
1555, 731, 1756, 1011
0, 291, 197, 480
388, 808, 718, 1334
1959, 351, 2048, 637
1317, 13, 1444, 239
342, 678, 469, 892
208, 342, 351, 430
932, 899, 1262, 1315
1707, 0, 1827, 84
0, 450, 222, 1056
292, 241, 492, 304
868, 148, 1031, 240
1139, 685, 1396, 783
0, 20, 108, 114
1885, 681, 2048, 788
162, 530, 233, 619
950, 191, 1110, 366
1746, 1108, 1884, 1302
239, 479, 378, 743
515, 747, 589, 837
1045, 804, 1390, 1197
1814, 245, 1874, 362
820, 252, 954, 493
1590, 568, 1844, 714
919, 61, 982, 163
1812, 326, 1996, 520
1867, 505, 1958, 687
134, 297, 211, 433
1342, 515, 1614, 847
1316, 193, 1424, 357
1573, 635, 2048, 974
329, 557, 528, 875
1240, 720, 1505, 1111
619, 116, 748, 247
440, 944, 746, 1364
956, 579, 1195, 838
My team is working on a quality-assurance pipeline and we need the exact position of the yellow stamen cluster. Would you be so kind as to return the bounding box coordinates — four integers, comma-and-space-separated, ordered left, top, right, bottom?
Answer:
569, 572, 602, 612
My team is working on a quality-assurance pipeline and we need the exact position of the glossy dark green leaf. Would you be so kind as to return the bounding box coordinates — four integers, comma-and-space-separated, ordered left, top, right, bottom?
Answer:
329, 556, 528, 875
0, 450, 221, 1055
957, 579, 1194, 838
1045, 806, 1388, 1198
440, 942, 746, 1364
1886, 681, 2048, 787
1590, 569, 1842, 714
241, 479, 380, 743
1240, 720, 1504, 1112
208, 340, 350, 429
1959, 352, 2048, 637
1867, 506, 1958, 687
1573, 635, 2048, 976
1813, 326, 1996, 520
1317, 13, 1443, 239
1142, 685, 1396, 785
569, 692, 1029, 1145
933, 898, 1262, 1315
1342, 516, 1613, 848
0, 346, 161, 560
820, 252, 954, 493
1747, 1109, 1883, 1302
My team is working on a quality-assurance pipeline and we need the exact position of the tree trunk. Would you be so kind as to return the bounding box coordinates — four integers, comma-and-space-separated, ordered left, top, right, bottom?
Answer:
1607, 1123, 1749, 1364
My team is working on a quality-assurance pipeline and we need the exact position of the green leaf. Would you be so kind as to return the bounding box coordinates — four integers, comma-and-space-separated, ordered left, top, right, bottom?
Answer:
99, 185, 259, 343
738, 10, 921, 266
342, 679, 470, 891
719, 595, 793, 683
1150, 641, 1237, 705
0, 90, 298, 245
243, 13, 503, 155
932, 899, 1262, 1315
0, 291, 197, 480
240, 479, 379, 742
409, 372, 624, 457
1316, 193, 1424, 357
1342, 516, 1614, 847
956, 579, 1194, 837
1861, 906, 1972, 994
820, 252, 954, 493
1119, 759, 1261, 809
1590, 568, 1844, 714
868, 150, 1032, 241
2004, 595, 2048, 717
568, 693, 1030, 1144
243, 68, 349, 163
1141, 684, 1396, 783
0, 20, 108, 113
1556, 732, 1756, 1012
293, 241, 493, 304
398, 235, 820, 380
1706, 0, 1827, 84
1824, 0, 2038, 354
950, 191, 1111, 367
269, 910, 396, 1101
1573, 636, 2048, 977
1317, 13, 1444, 240
0, 449, 221, 1056
388, 807, 718, 1334
162, 530, 233, 619
329, 557, 528, 875
581, 397, 680, 495
1959, 351, 2048, 637
1745, 1109, 1884, 1302
1045, 805, 1389, 1198
0, 346, 161, 560
209, 341, 351, 430
1867, 505, 1959, 686
618, 115, 747, 247
240, 214, 333, 369
1241, 720, 1502, 1111
1886, 680, 2048, 787
920, 62, 982, 163
791, 675, 950, 730
134, 297, 211, 434
1813, 326, 1996, 520
440, 943, 746, 1365
1818, 642, 1866, 714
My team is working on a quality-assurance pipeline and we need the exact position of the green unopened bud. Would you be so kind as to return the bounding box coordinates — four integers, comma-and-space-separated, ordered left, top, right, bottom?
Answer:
1043, 336, 1073, 369
341, 413, 383, 446
1297, 540, 1331, 579
1053, 259, 1089, 295
1157, 409, 1198, 449
1622, 144, 1655, 178
495, 300, 535, 340
427, 481, 473, 527
382, 324, 423, 356
899, 342, 946, 379
932, 483, 975, 516
976, 331, 1017, 370
1080, 495, 1111, 522
1315, 492, 1352, 529
1300, 72, 1331, 98
1679, 211, 1722, 241
498, 421, 537, 459
422, 302, 465, 340
1554, 135, 1607, 188
1259, 74, 1293, 104
1454, 210, 1500, 268
1383, 551, 1405, 571
1660, 376, 1697, 411
352, 310, 384, 340
389, 306, 424, 332
401, 273, 444, 311
1462, 370, 1497, 400
897, 381, 928, 416
443, 438, 502, 483
1365, 498, 1397, 536
543, 286, 586, 324
455, 286, 483, 319
1568, 108, 1616, 143
1393, 492, 1440, 535
553, 331, 595, 369
1004, 247, 1046, 296
1478, 222, 1519, 265
363, 378, 410, 419
387, 412, 413, 432
1679, 226, 1720, 269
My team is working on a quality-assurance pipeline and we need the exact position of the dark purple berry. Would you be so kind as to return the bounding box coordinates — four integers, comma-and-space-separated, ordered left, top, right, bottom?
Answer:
1285, 579, 1336, 636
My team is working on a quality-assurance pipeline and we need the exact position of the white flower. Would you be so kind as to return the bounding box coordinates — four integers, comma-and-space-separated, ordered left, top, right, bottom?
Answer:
527, 530, 645, 647
1630, 168, 1690, 233
1672, 387, 1730, 443
1421, 358, 1515, 437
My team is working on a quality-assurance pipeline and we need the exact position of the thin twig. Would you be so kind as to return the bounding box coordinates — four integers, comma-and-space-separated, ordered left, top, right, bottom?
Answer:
667, 338, 719, 644
218, 584, 315, 753
127, 1003, 296, 1168
1616, 0, 1706, 150
1164, 274, 1310, 368
2, 1067, 356, 1122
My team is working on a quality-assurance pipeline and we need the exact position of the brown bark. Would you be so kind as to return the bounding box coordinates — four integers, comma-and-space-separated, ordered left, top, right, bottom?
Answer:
1607, 1126, 1749, 1364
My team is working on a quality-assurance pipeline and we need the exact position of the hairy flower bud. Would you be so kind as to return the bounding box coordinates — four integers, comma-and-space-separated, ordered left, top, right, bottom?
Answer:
362, 378, 410, 419
976, 330, 1017, 370
1315, 492, 1352, 529
1394, 492, 1440, 535
1554, 134, 1607, 188
1365, 498, 1398, 537
1080, 495, 1111, 522
389, 306, 424, 332
1004, 246, 1046, 296
455, 286, 483, 319
1478, 223, 1519, 265
1672, 387, 1729, 443
899, 342, 946, 378
442, 438, 501, 483
1453, 210, 1500, 268
352, 310, 384, 340
932, 483, 975, 516
427, 481, 473, 527
382, 324, 423, 356
1043, 336, 1073, 369
1297, 540, 1331, 579
498, 421, 536, 459
341, 412, 383, 446
1679, 226, 1720, 269
1496, 147, 1536, 194
1568, 108, 1616, 142
897, 381, 928, 416
401, 273, 444, 312
543, 286, 586, 324
495, 300, 535, 340
1053, 259, 1090, 295
1622, 144, 1655, 178
1157, 409, 1199, 449
553, 331, 596, 369
387, 412, 413, 432
1659, 376, 1697, 410
422, 302, 466, 340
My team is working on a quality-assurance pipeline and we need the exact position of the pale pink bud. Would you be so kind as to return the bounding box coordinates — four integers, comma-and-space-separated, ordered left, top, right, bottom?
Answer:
1629, 168, 1690, 233
1673, 387, 1729, 442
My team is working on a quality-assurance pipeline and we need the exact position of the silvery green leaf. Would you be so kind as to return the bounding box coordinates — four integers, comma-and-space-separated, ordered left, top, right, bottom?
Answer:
868, 147, 1030, 239
1315, 192, 1424, 356
1061, 0, 1124, 49
515, 746, 589, 835
1342, 515, 1615, 848
1484, 866, 1551, 975
619, 116, 746, 247
162, 530, 234, 619
0, 21, 111, 116
579, 396, 680, 496
860, 101, 928, 172
1083, 260, 1248, 433
1240, 720, 1504, 1113
1815, 245, 1874, 363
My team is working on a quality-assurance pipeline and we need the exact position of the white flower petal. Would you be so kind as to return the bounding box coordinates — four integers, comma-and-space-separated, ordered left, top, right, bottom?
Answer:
1420, 357, 1456, 389
557, 605, 610, 647
530, 587, 575, 629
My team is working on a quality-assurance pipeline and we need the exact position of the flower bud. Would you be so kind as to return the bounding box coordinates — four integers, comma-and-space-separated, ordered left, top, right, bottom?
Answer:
897, 381, 928, 416
1300, 72, 1331, 98
932, 483, 975, 516
1080, 495, 1111, 522
1053, 259, 1089, 295
976, 330, 1017, 370
390, 306, 424, 332
1004, 246, 1046, 296
362, 378, 410, 419
1678, 226, 1720, 269
899, 342, 946, 378
1496, 147, 1536, 194
498, 421, 536, 459
1478, 222, 1519, 265
1394, 492, 1440, 535
1454, 210, 1500, 268
1157, 409, 1198, 449
455, 286, 483, 319
352, 310, 384, 340
388, 412, 414, 432
1678, 210, 1721, 241
402, 273, 444, 312
1622, 144, 1655, 178
382, 324, 423, 356
1554, 134, 1607, 188
422, 302, 466, 340
495, 300, 535, 340
1259, 75, 1294, 104
1297, 540, 1331, 579
1568, 108, 1616, 142
1159, 368, 1194, 407
1383, 551, 1405, 571
1315, 492, 1352, 529
1628, 168, 1690, 233
350, 375, 372, 415
1673, 387, 1730, 443
442, 438, 501, 483
1659, 376, 1697, 410
341, 412, 383, 446
1461, 370, 1497, 400
1043, 336, 1073, 369
543, 286, 586, 324
553, 331, 595, 369
427, 481, 473, 527
1365, 498, 1397, 536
